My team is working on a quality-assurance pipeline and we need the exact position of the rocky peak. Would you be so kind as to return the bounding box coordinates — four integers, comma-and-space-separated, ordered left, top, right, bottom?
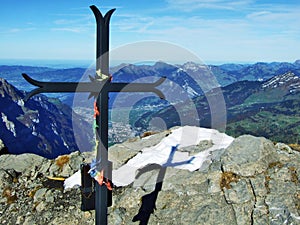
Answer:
1, 128, 300, 224
153, 61, 174, 70
181, 61, 207, 72
0, 78, 92, 158
0, 78, 24, 105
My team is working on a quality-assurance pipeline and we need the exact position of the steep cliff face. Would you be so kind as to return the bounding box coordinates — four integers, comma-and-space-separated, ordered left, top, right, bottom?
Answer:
0, 78, 92, 158
0, 128, 299, 224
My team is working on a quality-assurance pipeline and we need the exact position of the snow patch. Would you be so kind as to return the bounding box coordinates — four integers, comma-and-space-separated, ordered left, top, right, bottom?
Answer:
1, 112, 17, 137
62, 139, 69, 149
262, 72, 299, 89
112, 126, 234, 186
31, 125, 37, 136
64, 126, 234, 189
64, 170, 81, 189
17, 99, 24, 107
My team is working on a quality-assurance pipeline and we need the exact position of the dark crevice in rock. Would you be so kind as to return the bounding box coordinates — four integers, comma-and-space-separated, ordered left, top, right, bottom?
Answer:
294, 192, 300, 215
249, 179, 257, 225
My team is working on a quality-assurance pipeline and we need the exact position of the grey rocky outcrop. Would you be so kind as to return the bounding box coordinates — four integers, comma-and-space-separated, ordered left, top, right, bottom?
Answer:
0, 139, 6, 155
0, 133, 300, 224
0, 139, 4, 150
0, 139, 9, 155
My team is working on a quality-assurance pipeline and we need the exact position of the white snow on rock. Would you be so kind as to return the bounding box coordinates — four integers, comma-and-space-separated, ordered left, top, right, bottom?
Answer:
112, 126, 234, 186
64, 126, 234, 189
64, 170, 81, 189
1, 112, 17, 137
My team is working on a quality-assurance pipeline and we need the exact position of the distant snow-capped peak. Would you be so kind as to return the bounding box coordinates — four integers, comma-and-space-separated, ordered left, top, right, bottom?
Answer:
262, 72, 300, 92
180, 61, 207, 72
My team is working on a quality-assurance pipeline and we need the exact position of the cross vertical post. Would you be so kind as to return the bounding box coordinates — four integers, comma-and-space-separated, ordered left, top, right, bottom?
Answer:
90, 6, 115, 225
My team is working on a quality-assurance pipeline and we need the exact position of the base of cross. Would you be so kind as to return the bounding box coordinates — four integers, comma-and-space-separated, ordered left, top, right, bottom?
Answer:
80, 163, 113, 210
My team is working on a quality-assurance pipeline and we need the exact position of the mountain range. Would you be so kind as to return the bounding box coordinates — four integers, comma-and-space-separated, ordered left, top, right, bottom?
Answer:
133, 71, 300, 144
2, 60, 300, 107
1, 60, 300, 157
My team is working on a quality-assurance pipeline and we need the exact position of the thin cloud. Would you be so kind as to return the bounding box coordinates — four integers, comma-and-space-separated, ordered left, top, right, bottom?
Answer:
245, 7, 300, 37
7, 28, 21, 33
246, 8, 300, 22
0, 27, 36, 35
51, 27, 87, 33
54, 19, 74, 25
111, 7, 299, 62
51, 14, 94, 34
116, 3, 300, 40
53, 14, 93, 25
246, 11, 271, 19
113, 14, 155, 32
165, 0, 253, 11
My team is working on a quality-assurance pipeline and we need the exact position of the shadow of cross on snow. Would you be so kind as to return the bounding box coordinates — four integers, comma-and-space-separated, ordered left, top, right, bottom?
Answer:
132, 145, 195, 225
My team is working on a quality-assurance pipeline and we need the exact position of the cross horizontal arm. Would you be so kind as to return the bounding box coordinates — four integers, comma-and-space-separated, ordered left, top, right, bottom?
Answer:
22, 73, 166, 101
22, 73, 108, 101
108, 77, 166, 99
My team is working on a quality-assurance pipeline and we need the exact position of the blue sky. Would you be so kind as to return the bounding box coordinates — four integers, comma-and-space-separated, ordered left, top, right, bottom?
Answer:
0, 0, 299, 64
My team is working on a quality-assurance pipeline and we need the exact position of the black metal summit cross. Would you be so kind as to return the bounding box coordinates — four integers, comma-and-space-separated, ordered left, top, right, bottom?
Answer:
22, 5, 165, 225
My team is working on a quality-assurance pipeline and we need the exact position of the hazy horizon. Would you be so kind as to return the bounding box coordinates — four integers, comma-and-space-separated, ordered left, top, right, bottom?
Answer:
0, 58, 299, 69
